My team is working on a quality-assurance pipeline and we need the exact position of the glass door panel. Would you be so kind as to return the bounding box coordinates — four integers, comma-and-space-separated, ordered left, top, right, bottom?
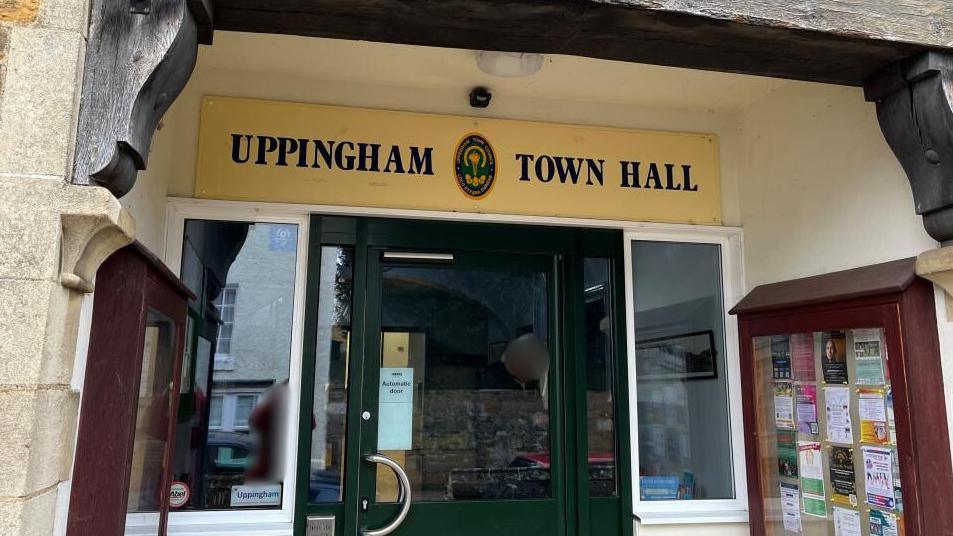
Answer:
309, 245, 354, 503
583, 258, 618, 498
375, 263, 551, 502
361, 250, 562, 536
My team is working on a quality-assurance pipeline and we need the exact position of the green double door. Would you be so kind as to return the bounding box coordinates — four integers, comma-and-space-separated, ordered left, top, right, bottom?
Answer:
295, 216, 631, 536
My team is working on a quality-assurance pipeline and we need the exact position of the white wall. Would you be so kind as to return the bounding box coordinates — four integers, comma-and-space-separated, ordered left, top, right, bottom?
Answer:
128, 32, 951, 536
120, 118, 174, 254
734, 82, 937, 288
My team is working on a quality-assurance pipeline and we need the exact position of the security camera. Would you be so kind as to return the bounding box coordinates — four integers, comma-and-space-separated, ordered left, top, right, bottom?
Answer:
469, 87, 492, 108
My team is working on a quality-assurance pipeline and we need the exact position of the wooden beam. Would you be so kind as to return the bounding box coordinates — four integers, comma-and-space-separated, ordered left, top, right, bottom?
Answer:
607, 1, 953, 49
211, 0, 931, 86
189, 0, 215, 44
72, 0, 204, 196
865, 51, 953, 243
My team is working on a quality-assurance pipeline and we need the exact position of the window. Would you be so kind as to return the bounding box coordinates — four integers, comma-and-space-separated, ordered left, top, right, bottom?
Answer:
584, 258, 618, 497
208, 392, 262, 431
213, 285, 238, 373
209, 395, 223, 428
626, 230, 746, 522
214, 285, 237, 355
234, 394, 256, 428
309, 246, 354, 503
166, 217, 304, 521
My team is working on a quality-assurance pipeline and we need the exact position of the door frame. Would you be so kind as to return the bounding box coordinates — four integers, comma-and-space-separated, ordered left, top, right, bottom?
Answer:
295, 215, 633, 536
162, 197, 743, 534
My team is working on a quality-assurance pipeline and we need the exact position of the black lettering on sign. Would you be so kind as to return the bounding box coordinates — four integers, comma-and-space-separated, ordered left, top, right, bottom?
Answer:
408, 146, 434, 175
644, 163, 663, 189
554, 157, 583, 184
276, 137, 298, 167
620, 160, 640, 188
256, 136, 278, 165
515, 153, 534, 181
682, 164, 698, 191
335, 141, 356, 170
296, 139, 309, 167
231, 134, 252, 163
229, 133, 434, 176
312, 140, 335, 169
664, 163, 680, 190
585, 159, 605, 186
536, 155, 555, 183
357, 143, 381, 172
384, 146, 405, 173
227, 134, 702, 191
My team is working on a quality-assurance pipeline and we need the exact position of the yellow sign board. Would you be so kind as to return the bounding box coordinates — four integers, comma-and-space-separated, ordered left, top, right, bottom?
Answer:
195, 96, 721, 224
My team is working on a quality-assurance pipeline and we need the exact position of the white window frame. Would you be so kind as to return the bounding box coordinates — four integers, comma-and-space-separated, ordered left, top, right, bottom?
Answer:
624, 226, 748, 525
124, 201, 309, 536
213, 284, 239, 363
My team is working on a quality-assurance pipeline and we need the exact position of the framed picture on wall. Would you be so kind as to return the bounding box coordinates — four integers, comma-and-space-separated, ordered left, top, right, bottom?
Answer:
635, 330, 717, 381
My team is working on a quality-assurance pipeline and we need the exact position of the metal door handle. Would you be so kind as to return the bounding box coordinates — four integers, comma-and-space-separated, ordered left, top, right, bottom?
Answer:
362, 453, 412, 536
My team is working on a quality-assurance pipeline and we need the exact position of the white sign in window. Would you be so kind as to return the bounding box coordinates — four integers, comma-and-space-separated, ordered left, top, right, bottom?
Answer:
230, 484, 282, 507
377, 367, 414, 450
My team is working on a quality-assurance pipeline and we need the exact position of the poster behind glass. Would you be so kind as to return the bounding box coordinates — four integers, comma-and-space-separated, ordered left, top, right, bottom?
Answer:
753, 328, 904, 536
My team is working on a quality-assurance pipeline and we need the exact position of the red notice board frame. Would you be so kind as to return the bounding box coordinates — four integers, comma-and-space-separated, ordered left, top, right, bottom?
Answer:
67, 243, 192, 536
731, 258, 953, 536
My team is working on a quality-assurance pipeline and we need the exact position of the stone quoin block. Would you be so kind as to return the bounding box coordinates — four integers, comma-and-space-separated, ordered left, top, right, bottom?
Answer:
0, 485, 57, 536
0, 280, 78, 387
0, 0, 41, 24
0, 26, 83, 178
0, 387, 78, 499
38, 0, 89, 33
0, 177, 68, 282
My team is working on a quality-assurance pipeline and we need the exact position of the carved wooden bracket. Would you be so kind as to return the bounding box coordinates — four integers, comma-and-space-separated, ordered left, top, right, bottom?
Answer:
72, 0, 212, 198
865, 52, 953, 244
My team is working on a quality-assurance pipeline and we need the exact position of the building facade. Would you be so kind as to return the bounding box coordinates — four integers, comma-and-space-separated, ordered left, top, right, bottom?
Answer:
2, 1, 953, 535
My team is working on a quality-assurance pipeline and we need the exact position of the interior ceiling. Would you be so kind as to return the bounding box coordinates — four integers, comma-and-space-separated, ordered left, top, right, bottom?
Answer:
197, 32, 797, 112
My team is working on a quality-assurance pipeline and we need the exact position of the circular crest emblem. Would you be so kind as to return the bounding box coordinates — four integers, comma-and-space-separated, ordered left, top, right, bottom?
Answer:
454, 134, 496, 200
169, 481, 190, 509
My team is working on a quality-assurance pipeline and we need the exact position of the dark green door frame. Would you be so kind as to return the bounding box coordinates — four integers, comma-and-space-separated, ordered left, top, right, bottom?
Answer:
295, 216, 633, 536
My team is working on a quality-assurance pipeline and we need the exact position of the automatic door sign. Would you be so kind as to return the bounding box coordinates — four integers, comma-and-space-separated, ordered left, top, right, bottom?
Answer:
378, 367, 414, 451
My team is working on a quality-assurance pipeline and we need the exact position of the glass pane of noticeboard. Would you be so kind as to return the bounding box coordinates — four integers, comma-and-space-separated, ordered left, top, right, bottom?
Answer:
126, 309, 178, 535
753, 329, 905, 536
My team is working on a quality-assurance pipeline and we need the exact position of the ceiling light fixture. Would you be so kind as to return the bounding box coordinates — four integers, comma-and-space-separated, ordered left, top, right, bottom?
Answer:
476, 51, 545, 78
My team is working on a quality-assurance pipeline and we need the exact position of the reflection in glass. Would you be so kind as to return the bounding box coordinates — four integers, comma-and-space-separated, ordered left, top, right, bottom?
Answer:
584, 258, 617, 497
377, 264, 551, 502
632, 241, 734, 501
127, 310, 177, 534
309, 246, 353, 503
172, 220, 298, 510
